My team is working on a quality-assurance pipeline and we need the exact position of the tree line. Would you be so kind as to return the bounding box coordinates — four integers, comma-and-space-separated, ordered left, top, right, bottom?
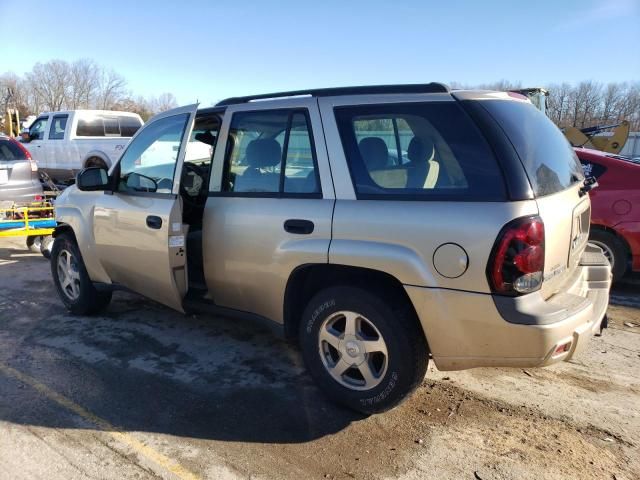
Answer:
453, 80, 640, 131
1, 59, 178, 121
3, 61, 639, 131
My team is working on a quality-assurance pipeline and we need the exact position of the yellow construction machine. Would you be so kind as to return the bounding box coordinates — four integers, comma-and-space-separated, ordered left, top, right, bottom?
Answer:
510, 87, 630, 154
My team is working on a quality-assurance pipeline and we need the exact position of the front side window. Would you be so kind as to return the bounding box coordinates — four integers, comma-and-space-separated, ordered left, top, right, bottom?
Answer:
222, 109, 320, 195
335, 102, 506, 200
117, 113, 189, 194
48, 115, 68, 140
29, 117, 48, 140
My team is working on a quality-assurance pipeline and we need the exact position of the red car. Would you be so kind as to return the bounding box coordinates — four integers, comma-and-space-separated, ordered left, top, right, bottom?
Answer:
575, 147, 640, 281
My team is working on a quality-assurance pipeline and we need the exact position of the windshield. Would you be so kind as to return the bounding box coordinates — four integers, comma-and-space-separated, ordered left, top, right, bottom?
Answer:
480, 100, 584, 197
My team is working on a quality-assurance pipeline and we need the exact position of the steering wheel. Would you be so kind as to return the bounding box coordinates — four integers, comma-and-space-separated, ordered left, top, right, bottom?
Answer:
180, 162, 206, 208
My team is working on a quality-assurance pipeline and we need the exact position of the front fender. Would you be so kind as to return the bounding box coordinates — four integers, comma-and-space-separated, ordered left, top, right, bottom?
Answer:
54, 191, 112, 284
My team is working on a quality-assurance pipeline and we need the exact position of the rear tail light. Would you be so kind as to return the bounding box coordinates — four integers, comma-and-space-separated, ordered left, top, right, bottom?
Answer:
10, 139, 37, 172
487, 216, 545, 296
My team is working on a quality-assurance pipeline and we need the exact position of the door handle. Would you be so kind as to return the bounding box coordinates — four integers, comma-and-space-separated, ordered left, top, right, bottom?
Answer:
284, 219, 314, 235
146, 215, 162, 229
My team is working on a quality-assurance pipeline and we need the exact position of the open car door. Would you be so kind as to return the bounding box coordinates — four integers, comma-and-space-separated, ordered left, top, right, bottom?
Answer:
92, 104, 198, 312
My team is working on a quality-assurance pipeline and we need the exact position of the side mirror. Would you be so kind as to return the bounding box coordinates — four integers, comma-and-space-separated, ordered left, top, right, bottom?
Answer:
125, 172, 158, 193
77, 167, 110, 191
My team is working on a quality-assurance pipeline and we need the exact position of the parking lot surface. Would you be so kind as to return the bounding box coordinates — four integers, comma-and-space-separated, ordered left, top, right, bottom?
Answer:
0, 237, 639, 480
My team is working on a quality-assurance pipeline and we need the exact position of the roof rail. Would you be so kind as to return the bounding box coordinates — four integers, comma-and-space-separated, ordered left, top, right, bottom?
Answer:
215, 83, 450, 106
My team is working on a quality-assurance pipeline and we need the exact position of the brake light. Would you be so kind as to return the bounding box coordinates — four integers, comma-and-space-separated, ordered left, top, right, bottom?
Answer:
487, 216, 545, 295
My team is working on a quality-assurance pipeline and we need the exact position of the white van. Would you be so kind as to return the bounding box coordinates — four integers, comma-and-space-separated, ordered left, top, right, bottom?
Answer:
22, 110, 144, 182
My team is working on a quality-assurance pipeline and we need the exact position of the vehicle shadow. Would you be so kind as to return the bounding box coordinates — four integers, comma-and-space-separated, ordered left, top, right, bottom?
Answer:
0, 241, 365, 444
610, 271, 640, 309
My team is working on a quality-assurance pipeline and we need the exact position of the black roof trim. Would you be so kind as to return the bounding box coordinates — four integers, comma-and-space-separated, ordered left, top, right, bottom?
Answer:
215, 83, 450, 106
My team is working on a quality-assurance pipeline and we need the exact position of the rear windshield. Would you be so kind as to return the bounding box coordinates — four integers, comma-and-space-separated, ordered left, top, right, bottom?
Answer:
0, 139, 27, 161
76, 115, 142, 137
480, 100, 583, 197
334, 102, 506, 200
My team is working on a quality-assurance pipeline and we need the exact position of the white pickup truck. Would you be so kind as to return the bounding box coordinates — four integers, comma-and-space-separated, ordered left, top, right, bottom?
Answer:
22, 110, 143, 182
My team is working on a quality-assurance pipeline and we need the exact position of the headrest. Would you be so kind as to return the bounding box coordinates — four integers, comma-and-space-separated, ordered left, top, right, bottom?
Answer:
195, 131, 216, 145
407, 137, 435, 163
246, 139, 282, 169
358, 137, 388, 170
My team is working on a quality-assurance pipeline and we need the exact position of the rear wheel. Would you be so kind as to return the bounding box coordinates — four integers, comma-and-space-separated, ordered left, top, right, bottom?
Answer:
40, 234, 54, 259
590, 229, 627, 282
85, 157, 108, 170
51, 232, 112, 315
299, 286, 429, 414
26, 235, 41, 253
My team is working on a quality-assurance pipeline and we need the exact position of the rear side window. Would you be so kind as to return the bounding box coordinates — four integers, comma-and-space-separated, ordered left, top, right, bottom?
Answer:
334, 102, 506, 200
76, 115, 142, 137
0, 140, 27, 160
480, 100, 583, 197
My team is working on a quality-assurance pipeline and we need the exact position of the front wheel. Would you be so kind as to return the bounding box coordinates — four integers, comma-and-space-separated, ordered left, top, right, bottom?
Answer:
299, 286, 429, 414
51, 233, 112, 315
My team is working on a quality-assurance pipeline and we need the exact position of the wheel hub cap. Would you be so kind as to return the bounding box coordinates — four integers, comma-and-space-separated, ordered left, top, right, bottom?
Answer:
317, 310, 389, 391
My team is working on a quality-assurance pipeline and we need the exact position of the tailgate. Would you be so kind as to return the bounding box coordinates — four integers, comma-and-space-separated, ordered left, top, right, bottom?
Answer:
0, 161, 32, 185
536, 184, 591, 298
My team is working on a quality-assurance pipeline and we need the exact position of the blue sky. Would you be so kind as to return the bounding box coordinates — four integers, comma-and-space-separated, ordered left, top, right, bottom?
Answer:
1, 0, 638, 106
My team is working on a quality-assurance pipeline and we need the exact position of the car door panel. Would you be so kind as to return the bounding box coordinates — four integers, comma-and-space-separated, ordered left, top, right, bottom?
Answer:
202, 98, 335, 323
93, 104, 198, 312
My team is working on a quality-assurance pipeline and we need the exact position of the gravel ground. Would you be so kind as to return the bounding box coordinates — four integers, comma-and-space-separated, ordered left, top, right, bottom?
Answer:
0, 237, 638, 480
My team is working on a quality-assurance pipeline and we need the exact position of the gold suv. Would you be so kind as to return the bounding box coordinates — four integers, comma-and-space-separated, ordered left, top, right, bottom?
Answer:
50, 84, 611, 414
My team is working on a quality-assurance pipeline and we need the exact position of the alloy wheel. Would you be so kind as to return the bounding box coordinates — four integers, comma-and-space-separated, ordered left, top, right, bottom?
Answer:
317, 310, 389, 391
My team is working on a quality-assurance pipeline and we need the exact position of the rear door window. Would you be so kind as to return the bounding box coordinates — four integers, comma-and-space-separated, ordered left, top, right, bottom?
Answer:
334, 102, 506, 200
479, 100, 584, 197
48, 114, 68, 140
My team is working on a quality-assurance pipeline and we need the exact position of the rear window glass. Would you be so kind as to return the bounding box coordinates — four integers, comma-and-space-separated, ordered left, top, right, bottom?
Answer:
0, 140, 27, 160
334, 102, 506, 200
480, 100, 583, 197
76, 115, 142, 137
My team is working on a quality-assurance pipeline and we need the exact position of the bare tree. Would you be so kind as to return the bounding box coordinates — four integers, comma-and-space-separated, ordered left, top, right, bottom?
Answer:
96, 68, 127, 109
150, 92, 178, 113
26, 60, 70, 111
68, 59, 100, 109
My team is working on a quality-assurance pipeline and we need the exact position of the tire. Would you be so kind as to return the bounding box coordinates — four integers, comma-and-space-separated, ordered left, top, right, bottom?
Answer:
85, 157, 108, 170
299, 285, 429, 414
26, 235, 42, 253
50, 232, 112, 315
590, 229, 627, 282
40, 234, 54, 259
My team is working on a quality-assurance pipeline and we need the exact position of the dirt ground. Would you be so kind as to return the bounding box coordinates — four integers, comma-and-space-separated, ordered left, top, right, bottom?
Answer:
0, 236, 639, 480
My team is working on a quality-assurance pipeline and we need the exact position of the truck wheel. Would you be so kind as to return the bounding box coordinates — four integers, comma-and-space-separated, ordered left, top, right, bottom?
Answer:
299, 286, 429, 414
590, 229, 627, 282
51, 232, 112, 315
26, 235, 42, 253
85, 157, 108, 170
40, 234, 54, 259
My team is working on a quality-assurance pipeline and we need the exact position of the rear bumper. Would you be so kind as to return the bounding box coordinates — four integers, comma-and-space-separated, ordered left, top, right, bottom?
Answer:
405, 244, 611, 371
0, 182, 43, 202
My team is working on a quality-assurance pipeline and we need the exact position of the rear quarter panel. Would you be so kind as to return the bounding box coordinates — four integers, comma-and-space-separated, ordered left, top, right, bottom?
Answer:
330, 199, 538, 292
